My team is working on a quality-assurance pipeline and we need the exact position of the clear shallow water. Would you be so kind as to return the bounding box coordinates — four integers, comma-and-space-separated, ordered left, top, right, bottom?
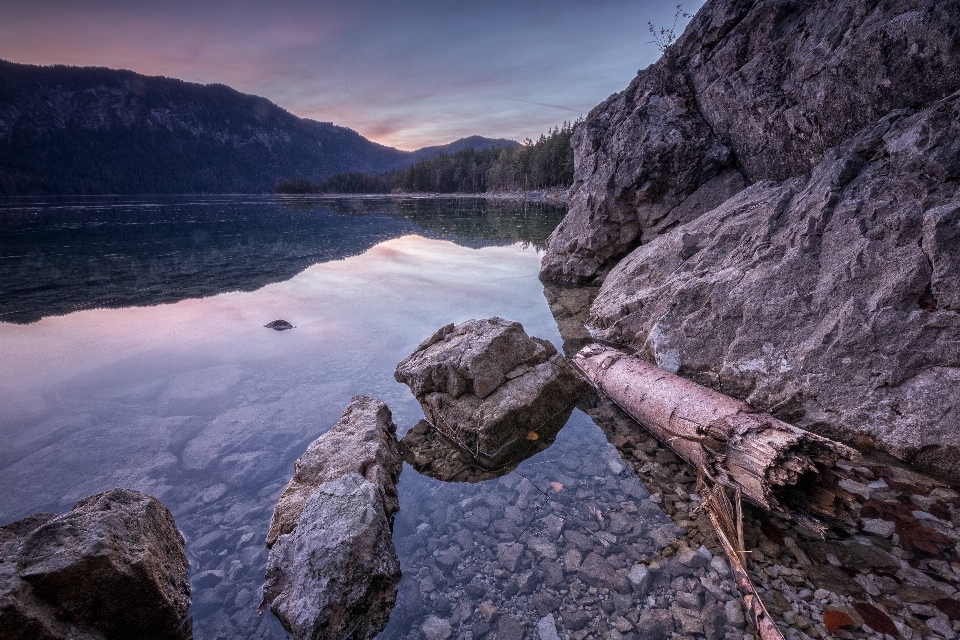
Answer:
385, 410, 686, 639
5, 197, 960, 640
1, 196, 720, 639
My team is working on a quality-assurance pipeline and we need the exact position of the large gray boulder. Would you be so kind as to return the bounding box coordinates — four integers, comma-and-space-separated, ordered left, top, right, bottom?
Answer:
394, 318, 587, 465
589, 97, 960, 478
541, 0, 960, 284
261, 475, 400, 640
537, 0, 960, 478
0, 489, 191, 640
265, 394, 403, 548
261, 396, 403, 640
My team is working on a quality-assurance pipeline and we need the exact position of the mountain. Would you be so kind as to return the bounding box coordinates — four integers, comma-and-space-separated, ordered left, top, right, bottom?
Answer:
0, 60, 516, 195
409, 135, 520, 161
539, 0, 960, 479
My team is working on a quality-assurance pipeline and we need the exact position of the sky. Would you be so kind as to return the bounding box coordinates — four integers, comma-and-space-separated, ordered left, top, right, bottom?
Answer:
0, 1, 703, 150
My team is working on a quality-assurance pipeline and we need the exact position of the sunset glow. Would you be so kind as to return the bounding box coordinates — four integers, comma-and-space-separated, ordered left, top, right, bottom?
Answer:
0, 0, 702, 149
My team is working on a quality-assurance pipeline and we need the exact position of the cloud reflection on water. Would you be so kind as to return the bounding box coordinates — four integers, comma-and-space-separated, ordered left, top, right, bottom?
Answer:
0, 233, 561, 637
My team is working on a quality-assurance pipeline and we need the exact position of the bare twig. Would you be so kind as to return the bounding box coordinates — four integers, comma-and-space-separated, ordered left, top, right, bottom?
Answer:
516, 474, 611, 548
646, 4, 692, 52
510, 496, 549, 546
695, 470, 785, 640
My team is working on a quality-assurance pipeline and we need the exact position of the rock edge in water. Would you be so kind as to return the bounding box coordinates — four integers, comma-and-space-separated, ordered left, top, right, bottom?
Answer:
264, 319, 294, 331
261, 395, 403, 640
0, 488, 191, 640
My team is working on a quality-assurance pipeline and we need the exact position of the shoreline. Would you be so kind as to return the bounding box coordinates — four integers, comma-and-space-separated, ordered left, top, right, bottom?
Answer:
274, 188, 570, 205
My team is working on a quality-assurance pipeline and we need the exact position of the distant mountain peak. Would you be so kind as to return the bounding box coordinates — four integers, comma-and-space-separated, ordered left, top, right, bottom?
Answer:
411, 135, 520, 160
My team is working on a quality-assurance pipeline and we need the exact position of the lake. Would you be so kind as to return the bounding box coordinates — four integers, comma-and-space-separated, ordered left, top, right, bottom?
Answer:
3, 196, 956, 640
0, 196, 712, 639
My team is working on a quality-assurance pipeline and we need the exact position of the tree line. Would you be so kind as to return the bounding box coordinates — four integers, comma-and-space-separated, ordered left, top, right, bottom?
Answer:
276, 120, 580, 195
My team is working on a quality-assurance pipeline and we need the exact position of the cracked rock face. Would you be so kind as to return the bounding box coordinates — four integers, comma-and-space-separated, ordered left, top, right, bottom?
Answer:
0, 488, 191, 640
261, 395, 403, 640
589, 99, 960, 478
538, 0, 960, 478
541, 0, 960, 284
394, 318, 587, 465
261, 474, 401, 640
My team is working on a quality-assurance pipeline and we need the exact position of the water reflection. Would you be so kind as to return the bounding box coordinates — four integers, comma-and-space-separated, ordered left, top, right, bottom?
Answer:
0, 205, 565, 640
0, 196, 565, 324
400, 406, 572, 484
0, 196, 755, 640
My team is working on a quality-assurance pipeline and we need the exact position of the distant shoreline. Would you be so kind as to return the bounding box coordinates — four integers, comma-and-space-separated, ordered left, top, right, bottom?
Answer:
275, 188, 570, 205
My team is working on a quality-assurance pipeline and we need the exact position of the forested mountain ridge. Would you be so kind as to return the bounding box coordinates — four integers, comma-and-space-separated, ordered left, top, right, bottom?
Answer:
277, 122, 577, 194
0, 60, 515, 195
408, 135, 520, 162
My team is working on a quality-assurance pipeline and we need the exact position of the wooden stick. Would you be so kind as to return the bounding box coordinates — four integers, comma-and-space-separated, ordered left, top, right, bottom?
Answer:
696, 473, 785, 640
574, 344, 858, 515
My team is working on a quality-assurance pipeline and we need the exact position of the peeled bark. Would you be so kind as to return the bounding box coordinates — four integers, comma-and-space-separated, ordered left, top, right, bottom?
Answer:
573, 344, 859, 515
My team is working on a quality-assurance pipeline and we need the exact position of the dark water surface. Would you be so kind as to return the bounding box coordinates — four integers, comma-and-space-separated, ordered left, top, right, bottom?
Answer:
0, 195, 563, 324
3, 197, 957, 640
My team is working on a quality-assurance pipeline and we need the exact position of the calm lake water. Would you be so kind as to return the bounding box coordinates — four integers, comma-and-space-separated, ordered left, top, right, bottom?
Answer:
10, 196, 953, 640
0, 196, 712, 639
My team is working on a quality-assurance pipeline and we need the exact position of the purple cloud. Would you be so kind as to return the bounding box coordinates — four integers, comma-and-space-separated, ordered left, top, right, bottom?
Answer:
0, 0, 703, 149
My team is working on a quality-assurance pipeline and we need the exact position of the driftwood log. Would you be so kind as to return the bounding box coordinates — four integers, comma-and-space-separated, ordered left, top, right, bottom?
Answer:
573, 344, 859, 516
574, 343, 864, 640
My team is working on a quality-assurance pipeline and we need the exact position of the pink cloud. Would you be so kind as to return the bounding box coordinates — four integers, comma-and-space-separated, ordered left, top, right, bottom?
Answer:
0, 1, 701, 148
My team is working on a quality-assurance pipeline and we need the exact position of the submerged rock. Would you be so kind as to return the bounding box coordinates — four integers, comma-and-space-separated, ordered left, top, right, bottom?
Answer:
264, 319, 294, 331
394, 317, 587, 466
0, 488, 191, 640
400, 411, 569, 483
261, 395, 403, 640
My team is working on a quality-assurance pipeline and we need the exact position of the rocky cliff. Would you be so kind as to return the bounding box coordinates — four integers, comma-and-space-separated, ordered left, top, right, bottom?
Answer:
541, 0, 960, 478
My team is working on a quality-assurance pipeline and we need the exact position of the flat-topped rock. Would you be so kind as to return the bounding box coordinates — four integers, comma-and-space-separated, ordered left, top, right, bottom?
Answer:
395, 318, 587, 465
261, 396, 403, 640
0, 488, 190, 640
